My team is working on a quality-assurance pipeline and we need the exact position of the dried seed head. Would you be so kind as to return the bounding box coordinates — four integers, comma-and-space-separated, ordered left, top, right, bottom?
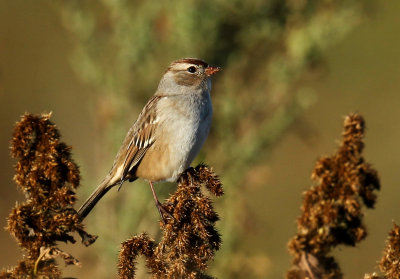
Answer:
118, 164, 223, 279
1, 113, 95, 278
379, 223, 400, 278
287, 113, 380, 279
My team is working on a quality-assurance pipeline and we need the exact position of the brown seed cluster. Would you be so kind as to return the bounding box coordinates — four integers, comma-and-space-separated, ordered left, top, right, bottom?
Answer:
0, 113, 94, 278
287, 113, 380, 279
378, 223, 400, 278
364, 223, 400, 279
118, 164, 223, 279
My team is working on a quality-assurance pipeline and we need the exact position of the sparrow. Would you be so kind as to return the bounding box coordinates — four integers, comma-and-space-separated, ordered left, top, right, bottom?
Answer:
78, 58, 220, 221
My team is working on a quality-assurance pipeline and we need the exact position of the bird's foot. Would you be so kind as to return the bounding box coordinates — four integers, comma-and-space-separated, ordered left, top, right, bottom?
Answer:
155, 201, 173, 224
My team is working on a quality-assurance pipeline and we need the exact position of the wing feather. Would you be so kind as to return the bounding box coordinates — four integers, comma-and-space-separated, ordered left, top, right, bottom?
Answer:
119, 95, 161, 180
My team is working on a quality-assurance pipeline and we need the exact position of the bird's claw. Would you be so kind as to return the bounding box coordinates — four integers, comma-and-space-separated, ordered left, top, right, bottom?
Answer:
156, 201, 173, 224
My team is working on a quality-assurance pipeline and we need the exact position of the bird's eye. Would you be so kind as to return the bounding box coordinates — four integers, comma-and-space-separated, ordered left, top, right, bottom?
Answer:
187, 66, 197, 73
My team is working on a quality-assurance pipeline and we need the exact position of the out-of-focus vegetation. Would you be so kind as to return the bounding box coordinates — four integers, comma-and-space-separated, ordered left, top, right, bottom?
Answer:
48, 0, 374, 278
8, 0, 400, 278
49, 0, 373, 278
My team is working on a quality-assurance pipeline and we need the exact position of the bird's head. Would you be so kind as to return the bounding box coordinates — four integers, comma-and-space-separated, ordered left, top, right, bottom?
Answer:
157, 58, 220, 95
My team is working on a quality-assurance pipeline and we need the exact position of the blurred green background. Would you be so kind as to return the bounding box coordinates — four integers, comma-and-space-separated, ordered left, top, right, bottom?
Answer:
1, 1, 400, 278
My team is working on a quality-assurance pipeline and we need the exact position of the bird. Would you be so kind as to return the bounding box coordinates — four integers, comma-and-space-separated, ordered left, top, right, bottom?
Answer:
77, 58, 220, 221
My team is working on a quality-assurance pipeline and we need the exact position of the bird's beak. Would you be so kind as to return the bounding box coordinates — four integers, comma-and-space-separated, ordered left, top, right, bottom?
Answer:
205, 66, 220, 76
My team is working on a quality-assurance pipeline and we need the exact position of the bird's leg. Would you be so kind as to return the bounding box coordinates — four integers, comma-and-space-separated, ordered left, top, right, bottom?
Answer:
117, 179, 124, 192
148, 181, 172, 222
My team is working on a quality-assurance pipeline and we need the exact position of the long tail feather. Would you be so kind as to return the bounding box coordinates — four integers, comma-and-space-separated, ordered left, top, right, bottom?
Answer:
78, 177, 114, 220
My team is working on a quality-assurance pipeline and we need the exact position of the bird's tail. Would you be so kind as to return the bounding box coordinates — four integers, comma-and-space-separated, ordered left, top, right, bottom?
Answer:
77, 176, 115, 220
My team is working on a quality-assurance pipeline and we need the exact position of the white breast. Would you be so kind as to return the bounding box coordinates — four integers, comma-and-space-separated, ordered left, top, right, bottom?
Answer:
155, 91, 212, 181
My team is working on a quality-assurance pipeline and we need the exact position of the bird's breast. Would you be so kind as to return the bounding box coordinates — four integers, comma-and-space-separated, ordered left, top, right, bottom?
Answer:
154, 92, 212, 181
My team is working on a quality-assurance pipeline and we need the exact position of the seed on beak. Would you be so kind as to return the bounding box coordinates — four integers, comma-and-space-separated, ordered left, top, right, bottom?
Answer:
205, 66, 220, 76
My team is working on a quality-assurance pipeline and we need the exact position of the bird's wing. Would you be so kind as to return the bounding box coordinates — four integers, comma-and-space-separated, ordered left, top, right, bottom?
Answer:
110, 95, 161, 182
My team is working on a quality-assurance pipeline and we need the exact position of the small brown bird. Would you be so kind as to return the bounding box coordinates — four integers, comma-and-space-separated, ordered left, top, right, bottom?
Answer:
78, 58, 220, 220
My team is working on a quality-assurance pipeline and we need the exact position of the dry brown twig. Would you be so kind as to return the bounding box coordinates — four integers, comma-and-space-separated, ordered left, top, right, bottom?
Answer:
0, 113, 95, 279
118, 164, 223, 279
287, 113, 380, 279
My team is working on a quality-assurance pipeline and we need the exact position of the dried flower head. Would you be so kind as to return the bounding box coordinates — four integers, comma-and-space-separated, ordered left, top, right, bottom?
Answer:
0, 113, 95, 278
378, 223, 400, 278
118, 164, 223, 279
287, 113, 380, 279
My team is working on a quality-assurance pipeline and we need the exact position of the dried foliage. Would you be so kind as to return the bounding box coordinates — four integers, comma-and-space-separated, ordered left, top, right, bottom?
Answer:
287, 113, 380, 279
364, 223, 400, 279
379, 223, 400, 278
0, 113, 95, 279
364, 274, 381, 279
118, 164, 223, 279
